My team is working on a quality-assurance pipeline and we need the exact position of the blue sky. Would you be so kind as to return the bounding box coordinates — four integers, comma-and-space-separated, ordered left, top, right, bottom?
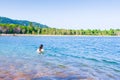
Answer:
0, 0, 120, 29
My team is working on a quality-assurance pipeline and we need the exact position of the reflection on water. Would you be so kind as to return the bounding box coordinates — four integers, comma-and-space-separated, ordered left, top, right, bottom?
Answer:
0, 36, 120, 80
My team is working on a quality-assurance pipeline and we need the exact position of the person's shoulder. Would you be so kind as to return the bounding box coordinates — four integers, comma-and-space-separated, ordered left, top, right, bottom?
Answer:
41, 49, 44, 52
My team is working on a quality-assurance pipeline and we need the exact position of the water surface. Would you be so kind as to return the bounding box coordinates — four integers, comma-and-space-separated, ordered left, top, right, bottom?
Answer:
0, 36, 120, 80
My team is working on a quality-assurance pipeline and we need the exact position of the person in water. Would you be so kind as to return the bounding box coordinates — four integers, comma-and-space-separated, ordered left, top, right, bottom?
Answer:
39, 44, 44, 53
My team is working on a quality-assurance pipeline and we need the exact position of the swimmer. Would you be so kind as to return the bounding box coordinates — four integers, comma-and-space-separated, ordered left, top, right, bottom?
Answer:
37, 44, 44, 53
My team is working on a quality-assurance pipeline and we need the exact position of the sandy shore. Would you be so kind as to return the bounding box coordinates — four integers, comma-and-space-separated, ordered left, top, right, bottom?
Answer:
0, 34, 119, 37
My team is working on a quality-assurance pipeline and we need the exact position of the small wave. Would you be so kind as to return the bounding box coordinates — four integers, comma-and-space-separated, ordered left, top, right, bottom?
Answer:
111, 68, 120, 72
58, 53, 81, 59
102, 60, 119, 65
81, 57, 100, 62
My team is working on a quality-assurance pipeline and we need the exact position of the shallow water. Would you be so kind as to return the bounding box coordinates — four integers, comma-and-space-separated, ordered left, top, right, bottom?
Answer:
0, 36, 120, 80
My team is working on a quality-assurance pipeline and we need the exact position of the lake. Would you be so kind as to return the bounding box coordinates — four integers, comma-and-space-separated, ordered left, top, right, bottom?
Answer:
0, 36, 120, 80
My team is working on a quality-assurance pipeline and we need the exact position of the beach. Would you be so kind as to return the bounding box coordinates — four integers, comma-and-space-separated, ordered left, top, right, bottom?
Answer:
0, 34, 119, 37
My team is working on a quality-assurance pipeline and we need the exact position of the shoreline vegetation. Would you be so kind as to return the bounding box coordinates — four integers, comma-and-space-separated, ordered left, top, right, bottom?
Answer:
0, 23, 120, 36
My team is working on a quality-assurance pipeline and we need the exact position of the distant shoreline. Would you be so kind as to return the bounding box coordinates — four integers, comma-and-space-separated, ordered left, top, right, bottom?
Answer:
0, 34, 120, 37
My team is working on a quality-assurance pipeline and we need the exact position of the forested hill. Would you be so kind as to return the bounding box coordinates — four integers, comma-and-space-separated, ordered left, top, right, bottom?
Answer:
0, 16, 49, 28
0, 17, 120, 35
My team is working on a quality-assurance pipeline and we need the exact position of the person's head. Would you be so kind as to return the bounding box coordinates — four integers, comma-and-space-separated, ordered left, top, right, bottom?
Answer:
40, 44, 43, 49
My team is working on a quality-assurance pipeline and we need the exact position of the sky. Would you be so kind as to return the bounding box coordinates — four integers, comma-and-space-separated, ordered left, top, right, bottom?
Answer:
0, 0, 120, 29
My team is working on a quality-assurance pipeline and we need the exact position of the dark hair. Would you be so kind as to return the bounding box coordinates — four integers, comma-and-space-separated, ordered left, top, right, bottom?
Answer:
40, 44, 43, 49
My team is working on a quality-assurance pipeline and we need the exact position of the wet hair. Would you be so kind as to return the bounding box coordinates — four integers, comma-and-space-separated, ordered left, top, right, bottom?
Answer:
40, 44, 43, 49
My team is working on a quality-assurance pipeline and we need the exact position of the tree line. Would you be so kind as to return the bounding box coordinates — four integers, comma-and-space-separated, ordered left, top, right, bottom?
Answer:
0, 24, 120, 35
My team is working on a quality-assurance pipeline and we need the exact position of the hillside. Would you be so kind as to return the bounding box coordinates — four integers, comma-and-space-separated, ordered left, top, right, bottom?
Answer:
0, 17, 119, 35
0, 16, 49, 28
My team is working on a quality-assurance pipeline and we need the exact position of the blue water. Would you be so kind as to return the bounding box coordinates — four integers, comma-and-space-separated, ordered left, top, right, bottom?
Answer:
0, 36, 120, 80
